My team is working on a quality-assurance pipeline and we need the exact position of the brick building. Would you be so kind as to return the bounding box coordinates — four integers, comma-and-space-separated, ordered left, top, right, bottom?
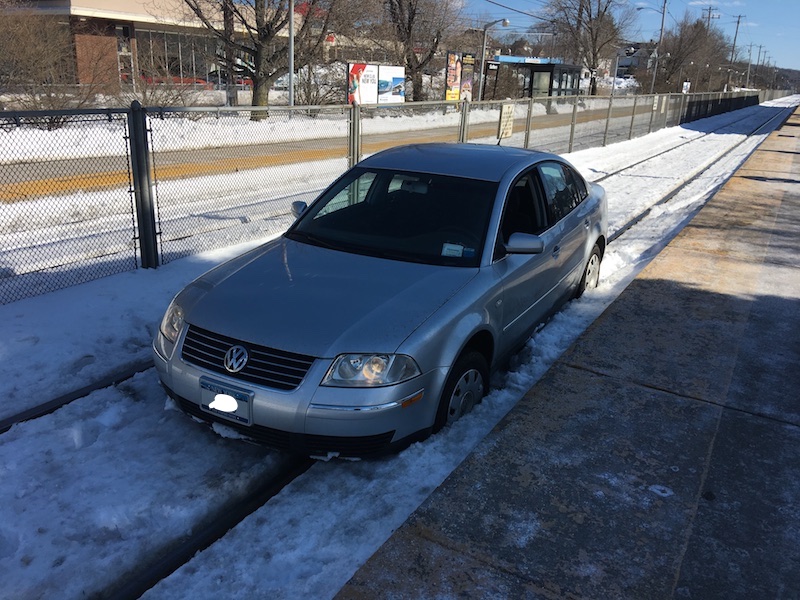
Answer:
25, 0, 228, 87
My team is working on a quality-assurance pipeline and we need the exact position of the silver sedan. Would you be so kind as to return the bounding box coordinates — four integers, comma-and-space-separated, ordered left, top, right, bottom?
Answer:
153, 143, 607, 457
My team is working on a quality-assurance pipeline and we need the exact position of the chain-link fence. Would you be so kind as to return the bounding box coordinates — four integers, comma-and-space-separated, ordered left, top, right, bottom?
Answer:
147, 105, 351, 264
0, 88, 785, 304
360, 101, 464, 156
0, 110, 137, 304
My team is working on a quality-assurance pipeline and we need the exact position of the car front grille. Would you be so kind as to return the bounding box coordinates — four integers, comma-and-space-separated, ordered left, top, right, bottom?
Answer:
181, 325, 316, 391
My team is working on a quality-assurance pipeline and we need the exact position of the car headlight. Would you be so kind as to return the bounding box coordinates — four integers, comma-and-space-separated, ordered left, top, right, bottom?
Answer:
322, 354, 421, 387
159, 301, 185, 344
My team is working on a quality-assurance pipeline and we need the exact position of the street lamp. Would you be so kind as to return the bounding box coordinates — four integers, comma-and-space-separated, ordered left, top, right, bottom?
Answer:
288, 0, 295, 106
610, 46, 635, 96
637, 0, 667, 94
477, 18, 510, 101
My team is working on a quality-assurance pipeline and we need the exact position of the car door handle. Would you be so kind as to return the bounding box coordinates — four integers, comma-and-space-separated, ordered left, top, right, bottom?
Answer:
584, 218, 591, 229
552, 245, 561, 258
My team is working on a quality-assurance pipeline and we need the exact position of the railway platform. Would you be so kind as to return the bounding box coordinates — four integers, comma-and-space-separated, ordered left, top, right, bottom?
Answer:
337, 109, 800, 598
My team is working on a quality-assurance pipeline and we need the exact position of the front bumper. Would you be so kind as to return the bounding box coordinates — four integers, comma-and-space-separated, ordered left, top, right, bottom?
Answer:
153, 336, 448, 457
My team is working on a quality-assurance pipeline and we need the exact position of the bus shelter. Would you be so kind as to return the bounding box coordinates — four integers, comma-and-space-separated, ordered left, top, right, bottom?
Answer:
482, 56, 582, 99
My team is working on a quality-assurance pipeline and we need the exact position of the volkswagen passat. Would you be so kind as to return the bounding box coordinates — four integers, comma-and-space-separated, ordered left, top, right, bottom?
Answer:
153, 143, 607, 457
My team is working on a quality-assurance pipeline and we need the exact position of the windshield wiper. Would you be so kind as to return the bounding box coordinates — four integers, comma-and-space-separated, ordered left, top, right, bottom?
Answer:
286, 230, 340, 250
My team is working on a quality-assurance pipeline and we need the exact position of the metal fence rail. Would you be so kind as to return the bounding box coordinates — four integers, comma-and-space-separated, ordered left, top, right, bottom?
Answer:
0, 89, 789, 304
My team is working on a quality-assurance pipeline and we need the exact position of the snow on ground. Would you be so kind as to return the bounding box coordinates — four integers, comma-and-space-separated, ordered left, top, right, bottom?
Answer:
0, 96, 797, 599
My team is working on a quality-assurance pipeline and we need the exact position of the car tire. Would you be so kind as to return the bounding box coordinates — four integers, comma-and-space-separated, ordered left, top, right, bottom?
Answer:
433, 350, 489, 433
575, 243, 602, 298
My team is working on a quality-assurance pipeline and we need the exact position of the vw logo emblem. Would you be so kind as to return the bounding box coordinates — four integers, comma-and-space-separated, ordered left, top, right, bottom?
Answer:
223, 345, 249, 373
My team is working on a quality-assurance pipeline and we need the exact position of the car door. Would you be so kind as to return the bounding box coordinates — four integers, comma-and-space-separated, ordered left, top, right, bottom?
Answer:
536, 161, 588, 298
492, 171, 562, 356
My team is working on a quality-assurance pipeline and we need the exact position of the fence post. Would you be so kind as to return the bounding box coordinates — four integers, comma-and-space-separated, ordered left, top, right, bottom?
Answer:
602, 95, 613, 146
524, 95, 535, 149
568, 95, 578, 153
348, 103, 361, 168
458, 99, 470, 143
127, 101, 159, 269
678, 93, 687, 125
628, 95, 638, 140
648, 95, 657, 133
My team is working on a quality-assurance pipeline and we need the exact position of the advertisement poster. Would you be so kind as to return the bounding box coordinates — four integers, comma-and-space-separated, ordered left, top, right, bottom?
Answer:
377, 65, 406, 103
460, 53, 475, 101
445, 51, 462, 101
347, 63, 379, 105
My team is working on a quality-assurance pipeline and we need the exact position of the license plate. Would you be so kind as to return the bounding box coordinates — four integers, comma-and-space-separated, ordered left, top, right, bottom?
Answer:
199, 377, 253, 426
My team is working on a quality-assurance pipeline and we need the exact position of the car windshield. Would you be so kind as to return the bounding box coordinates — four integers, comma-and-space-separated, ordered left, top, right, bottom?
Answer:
286, 167, 497, 267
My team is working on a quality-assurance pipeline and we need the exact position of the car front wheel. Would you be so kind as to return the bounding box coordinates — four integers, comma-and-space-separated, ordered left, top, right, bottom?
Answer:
575, 243, 602, 298
433, 350, 489, 433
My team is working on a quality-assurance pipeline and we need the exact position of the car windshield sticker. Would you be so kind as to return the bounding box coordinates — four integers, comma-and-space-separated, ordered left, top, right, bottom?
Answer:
442, 243, 464, 257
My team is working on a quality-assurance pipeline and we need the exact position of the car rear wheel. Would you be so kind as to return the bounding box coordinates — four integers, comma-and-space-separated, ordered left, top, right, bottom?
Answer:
575, 243, 602, 298
433, 350, 489, 433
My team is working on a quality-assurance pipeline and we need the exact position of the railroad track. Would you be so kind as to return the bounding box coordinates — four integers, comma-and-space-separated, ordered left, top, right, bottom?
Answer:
605, 102, 795, 242
1, 103, 792, 438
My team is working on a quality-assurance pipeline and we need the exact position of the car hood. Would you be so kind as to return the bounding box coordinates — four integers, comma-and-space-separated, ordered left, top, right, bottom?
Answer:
185, 238, 477, 357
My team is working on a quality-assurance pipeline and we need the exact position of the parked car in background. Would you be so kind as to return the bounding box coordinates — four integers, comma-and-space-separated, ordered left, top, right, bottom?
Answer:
153, 143, 607, 457
205, 70, 254, 87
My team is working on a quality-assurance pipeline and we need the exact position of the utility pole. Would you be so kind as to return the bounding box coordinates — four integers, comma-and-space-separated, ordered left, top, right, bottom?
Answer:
754, 45, 764, 86
746, 43, 753, 87
223, 0, 237, 107
650, 0, 668, 95
702, 6, 720, 29
729, 15, 743, 63
726, 15, 744, 91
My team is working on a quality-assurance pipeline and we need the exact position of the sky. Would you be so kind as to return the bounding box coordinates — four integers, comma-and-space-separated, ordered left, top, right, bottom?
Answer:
0, 95, 797, 598
462, 0, 800, 72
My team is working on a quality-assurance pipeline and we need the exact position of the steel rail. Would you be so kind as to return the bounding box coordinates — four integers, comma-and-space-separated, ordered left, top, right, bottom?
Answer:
101, 454, 314, 600
607, 104, 794, 243
0, 358, 154, 434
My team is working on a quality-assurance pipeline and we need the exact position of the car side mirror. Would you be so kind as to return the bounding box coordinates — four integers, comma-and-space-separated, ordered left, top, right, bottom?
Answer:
504, 232, 545, 255
291, 201, 308, 219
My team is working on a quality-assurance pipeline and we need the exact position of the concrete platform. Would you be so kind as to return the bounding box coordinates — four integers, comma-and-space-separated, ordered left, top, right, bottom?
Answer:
338, 109, 800, 598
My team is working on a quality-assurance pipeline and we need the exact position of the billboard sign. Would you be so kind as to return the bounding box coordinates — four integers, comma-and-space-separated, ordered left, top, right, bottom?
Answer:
460, 53, 475, 101
349, 64, 404, 104
445, 51, 462, 101
378, 65, 405, 103
348, 63, 379, 105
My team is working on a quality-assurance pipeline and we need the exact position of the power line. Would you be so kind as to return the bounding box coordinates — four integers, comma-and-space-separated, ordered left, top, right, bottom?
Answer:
481, 0, 550, 21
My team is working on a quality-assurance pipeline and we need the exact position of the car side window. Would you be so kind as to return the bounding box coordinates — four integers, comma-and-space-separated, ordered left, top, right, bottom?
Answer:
498, 173, 548, 249
538, 162, 580, 222
315, 171, 377, 217
570, 167, 589, 201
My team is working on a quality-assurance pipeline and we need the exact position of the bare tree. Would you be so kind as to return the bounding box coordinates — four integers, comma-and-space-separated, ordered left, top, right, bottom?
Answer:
294, 61, 347, 106
653, 11, 730, 93
545, 0, 635, 95
388, 0, 460, 101
358, 0, 461, 102
180, 0, 348, 108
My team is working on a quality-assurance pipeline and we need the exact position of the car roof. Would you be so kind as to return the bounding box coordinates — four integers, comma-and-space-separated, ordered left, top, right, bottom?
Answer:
357, 143, 561, 183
